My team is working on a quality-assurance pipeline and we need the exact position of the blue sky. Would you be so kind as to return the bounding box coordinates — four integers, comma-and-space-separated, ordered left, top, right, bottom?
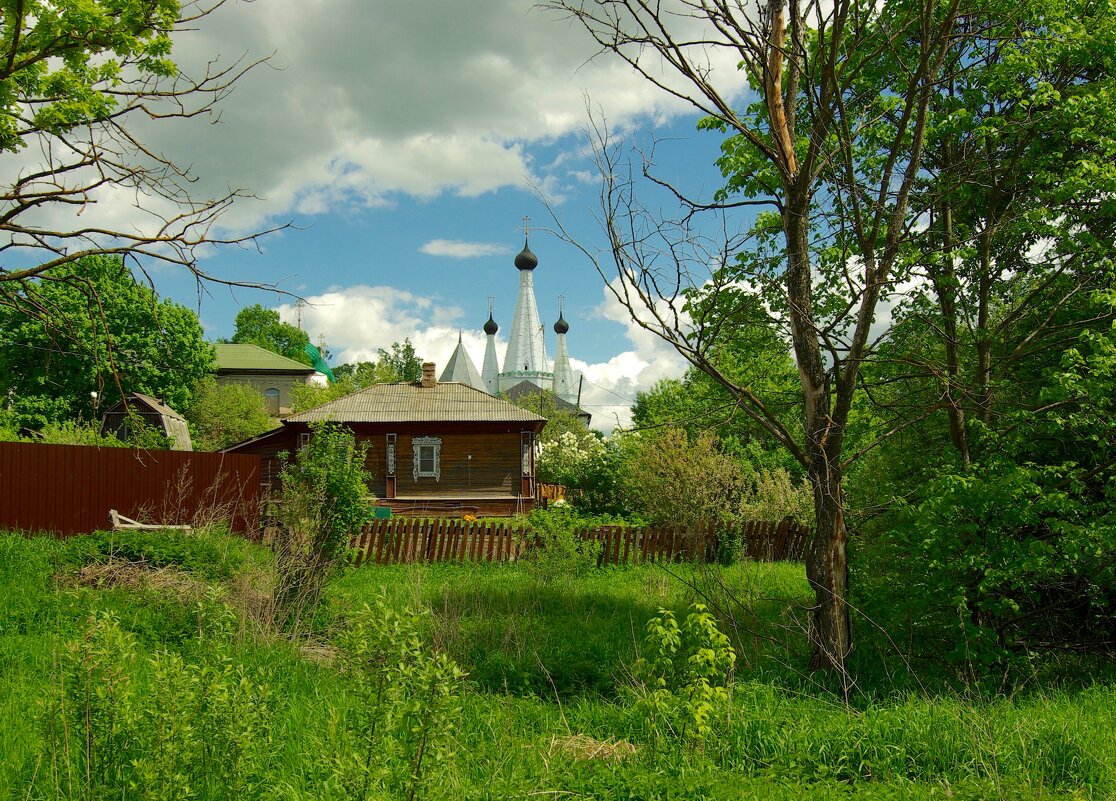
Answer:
14, 1, 755, 429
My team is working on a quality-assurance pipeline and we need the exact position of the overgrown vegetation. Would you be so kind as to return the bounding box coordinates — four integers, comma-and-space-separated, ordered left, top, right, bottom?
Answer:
270, 422, 373, 634
2, 528, 1113, 800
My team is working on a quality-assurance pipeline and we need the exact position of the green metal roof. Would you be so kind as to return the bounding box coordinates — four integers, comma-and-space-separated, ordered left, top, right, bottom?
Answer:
214, 343, 316, 373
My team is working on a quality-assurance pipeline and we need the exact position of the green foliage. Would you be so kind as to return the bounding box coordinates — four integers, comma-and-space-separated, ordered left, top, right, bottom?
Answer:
186, 377, 277, 451
229, 304, 313, 366
884, 455, 1113, 672
332, 598, 465, 801
535, 428, 606, 486
0, 0, 179, 155
858, 300, 1116, 675
38, 420, 129, 447
0, 255, 214, 428
633, 604, 736, 748
332, 359, 401, 388
631, 301, 802, 477
619, 428, 747, 529
376, 338, 423, 383
289, 376, 361, 414
272, 422, 373, 632
739, 468, 814, 527
523, 506, 606, 584
509, 389, 589, 444
83, 527, 254, 583
39, 606, 273, 801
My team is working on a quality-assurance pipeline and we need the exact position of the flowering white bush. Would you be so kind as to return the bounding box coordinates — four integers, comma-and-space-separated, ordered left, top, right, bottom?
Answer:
535, 430, 607, 487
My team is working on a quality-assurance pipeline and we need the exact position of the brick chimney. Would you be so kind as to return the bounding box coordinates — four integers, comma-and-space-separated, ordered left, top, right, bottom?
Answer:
421, 362, 437, 388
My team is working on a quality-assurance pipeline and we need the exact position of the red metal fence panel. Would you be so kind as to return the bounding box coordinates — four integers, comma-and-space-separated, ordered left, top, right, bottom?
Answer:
0, 441, 261, 536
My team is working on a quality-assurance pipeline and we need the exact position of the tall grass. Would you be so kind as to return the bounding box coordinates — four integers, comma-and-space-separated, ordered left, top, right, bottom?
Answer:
0, 530, 1112, 800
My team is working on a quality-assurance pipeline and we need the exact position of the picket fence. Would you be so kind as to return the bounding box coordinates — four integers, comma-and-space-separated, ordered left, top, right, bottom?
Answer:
349, 517, 810, 567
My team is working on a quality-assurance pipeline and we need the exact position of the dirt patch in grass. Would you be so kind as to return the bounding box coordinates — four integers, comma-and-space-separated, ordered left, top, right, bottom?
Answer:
60, 557, 209, 600
548, 734, 638, 761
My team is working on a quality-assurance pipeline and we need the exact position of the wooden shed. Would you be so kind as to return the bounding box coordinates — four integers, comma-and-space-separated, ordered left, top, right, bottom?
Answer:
100, 393, 193, 451
223, 363, 546, 517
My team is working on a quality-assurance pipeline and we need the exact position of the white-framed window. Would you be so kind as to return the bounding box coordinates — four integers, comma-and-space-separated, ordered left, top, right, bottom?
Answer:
412, 436, 442, 481
298, 432, 311, 452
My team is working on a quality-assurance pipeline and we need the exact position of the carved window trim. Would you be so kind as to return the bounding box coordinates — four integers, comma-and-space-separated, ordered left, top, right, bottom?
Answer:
412, 436, 442, 481
385, 433, 397, 477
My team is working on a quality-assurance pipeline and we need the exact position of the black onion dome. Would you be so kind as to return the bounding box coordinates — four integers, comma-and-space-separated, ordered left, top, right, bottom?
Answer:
484, 314, 499, 335
514, 238, 538, 271
553, 311, 569, 335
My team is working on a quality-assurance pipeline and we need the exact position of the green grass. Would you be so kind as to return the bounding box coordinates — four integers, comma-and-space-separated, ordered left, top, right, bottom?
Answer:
1, 530, 1113, 800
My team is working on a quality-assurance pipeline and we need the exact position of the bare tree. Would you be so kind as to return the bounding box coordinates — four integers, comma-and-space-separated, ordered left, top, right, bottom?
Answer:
0, 0, 286, 302
543, 0, 963, 672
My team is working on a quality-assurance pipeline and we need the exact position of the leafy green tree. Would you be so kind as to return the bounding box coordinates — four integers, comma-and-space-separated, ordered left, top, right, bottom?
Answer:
842, 0, 1116, 670
0, 0, 275, 299
508, 389, 590, 445
376, 339, 423, 383
333, 360, 400, 387
547, 0, 967, 670
229, 305, 313, 366
186, 377, 276, 451
0, 255, 214, 428
329, 340, 424, 390
290, 376, 361, 414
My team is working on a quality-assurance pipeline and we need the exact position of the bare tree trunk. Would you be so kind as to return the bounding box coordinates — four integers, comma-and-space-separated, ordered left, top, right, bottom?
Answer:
783, 185, 851, 670
806, 457, 850, 671
933, 204, 971, 466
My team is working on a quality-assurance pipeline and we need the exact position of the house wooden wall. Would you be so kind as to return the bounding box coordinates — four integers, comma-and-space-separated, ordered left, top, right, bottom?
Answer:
229, 420, 540, 514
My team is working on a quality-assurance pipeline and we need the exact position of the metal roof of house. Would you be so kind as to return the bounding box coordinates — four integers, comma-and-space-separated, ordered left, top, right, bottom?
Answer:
214, 343, 316, 373
286, 381, 546, 424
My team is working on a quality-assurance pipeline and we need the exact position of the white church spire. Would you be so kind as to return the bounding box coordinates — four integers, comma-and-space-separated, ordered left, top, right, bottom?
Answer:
501, 225, 548, 375
481, 297, 501, 395
552, 296, 576, 404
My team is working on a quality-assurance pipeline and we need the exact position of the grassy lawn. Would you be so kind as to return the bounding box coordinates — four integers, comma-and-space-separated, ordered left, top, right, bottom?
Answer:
1, 529, 1113, 800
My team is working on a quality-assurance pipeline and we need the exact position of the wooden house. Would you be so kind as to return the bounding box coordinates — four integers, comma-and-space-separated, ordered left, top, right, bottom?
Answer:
100, 393, 193, 451
223, 362, 546, 517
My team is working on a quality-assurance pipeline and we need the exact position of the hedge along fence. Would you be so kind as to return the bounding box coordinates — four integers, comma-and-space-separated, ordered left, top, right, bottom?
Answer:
349, 518, 811, 567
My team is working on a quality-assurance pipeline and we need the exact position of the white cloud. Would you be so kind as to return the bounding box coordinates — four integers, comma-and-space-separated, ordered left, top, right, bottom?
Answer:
570, 283, 689, 430
4, 0, 748, 239
420, 239, 511, 258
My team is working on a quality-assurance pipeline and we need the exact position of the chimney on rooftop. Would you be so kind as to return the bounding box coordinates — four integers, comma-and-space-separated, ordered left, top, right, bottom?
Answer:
421, 362, 436, 388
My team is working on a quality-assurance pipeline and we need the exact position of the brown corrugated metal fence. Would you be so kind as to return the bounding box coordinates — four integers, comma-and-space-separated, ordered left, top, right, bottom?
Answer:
0, 441, 260, 536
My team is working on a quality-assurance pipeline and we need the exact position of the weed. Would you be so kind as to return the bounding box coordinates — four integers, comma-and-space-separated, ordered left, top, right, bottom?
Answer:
632, 604, 737, 749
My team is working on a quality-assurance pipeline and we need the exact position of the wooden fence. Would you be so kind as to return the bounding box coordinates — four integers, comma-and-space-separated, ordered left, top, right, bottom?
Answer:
350, 518, 810, 567
0, 441, 261, 536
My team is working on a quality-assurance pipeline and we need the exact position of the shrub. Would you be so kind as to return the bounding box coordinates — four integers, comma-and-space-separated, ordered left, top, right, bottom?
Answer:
632, 603, 737, 749
332, 598, 464, 801
619, 428, 746, 530
523, 506, 605, 584
271, 422, 372, 634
